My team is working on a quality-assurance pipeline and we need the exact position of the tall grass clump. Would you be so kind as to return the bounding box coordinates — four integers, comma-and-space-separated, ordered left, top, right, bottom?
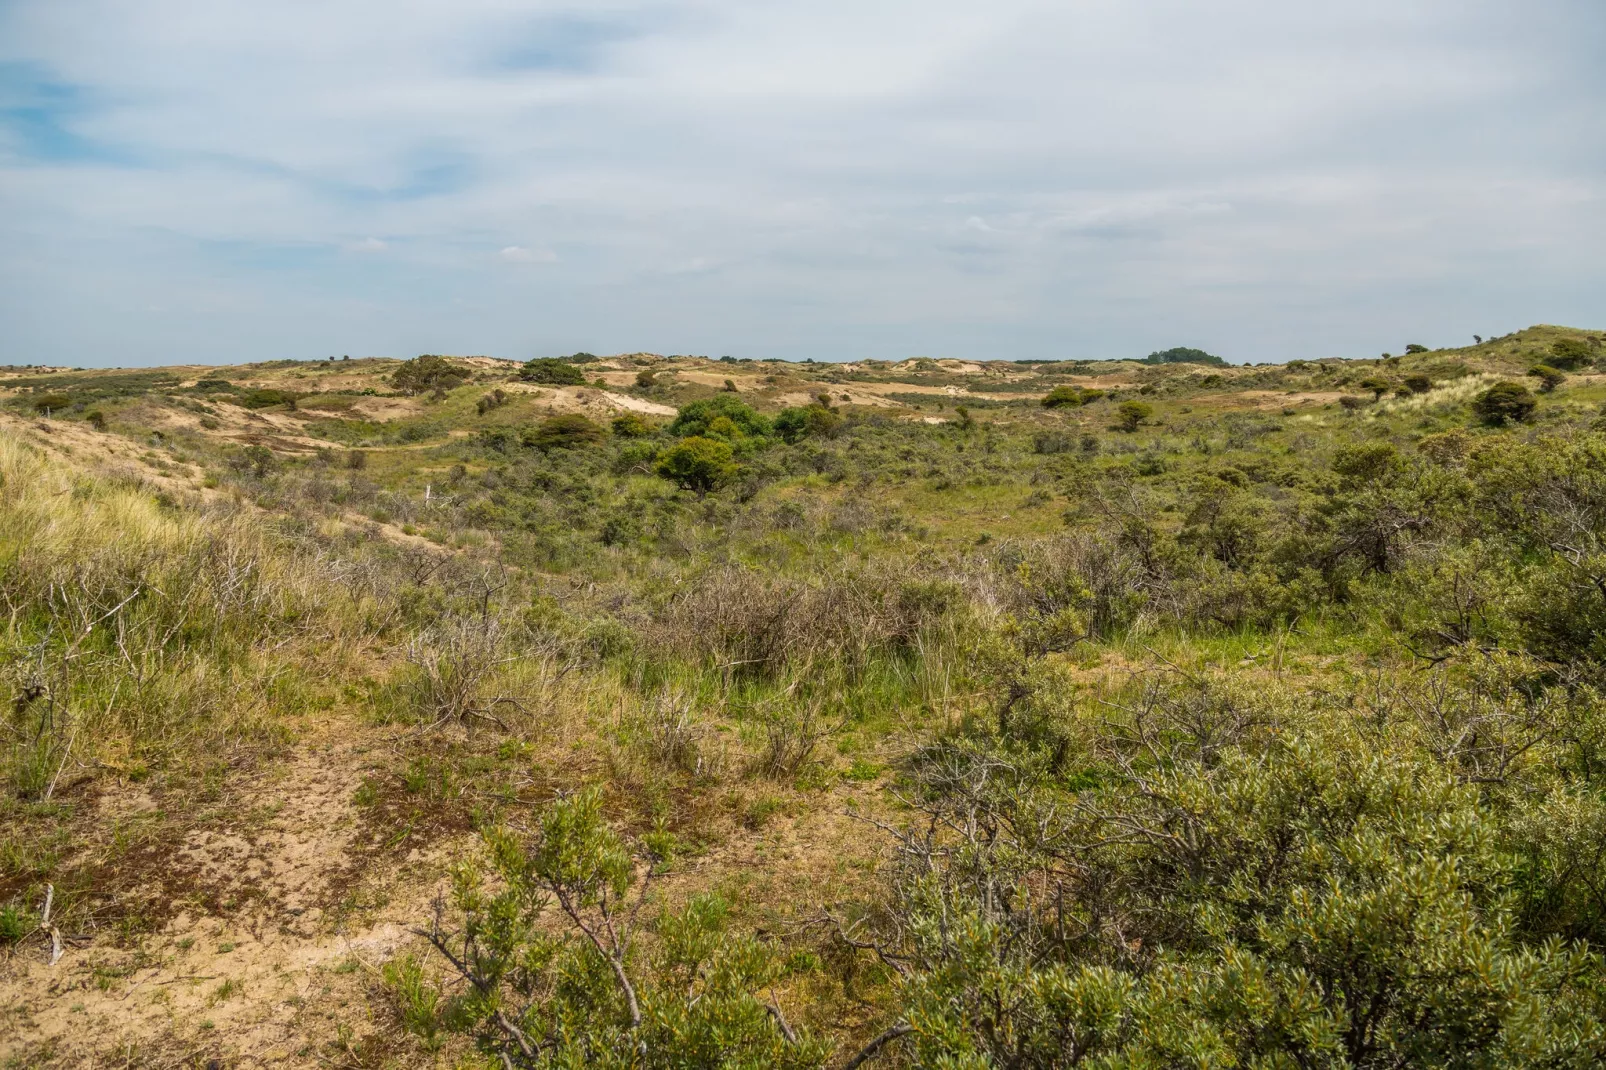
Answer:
0, 431, 382, 796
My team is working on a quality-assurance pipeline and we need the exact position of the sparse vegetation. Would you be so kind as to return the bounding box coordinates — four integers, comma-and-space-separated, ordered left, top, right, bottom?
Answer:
5, 325, 1606, 1064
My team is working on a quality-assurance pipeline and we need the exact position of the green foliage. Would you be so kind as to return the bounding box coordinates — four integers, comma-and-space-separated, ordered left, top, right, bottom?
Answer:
773, 403, 842, 443
1115, 399, 1152, 431
402, 790, 828, 1067
30, 394, 71, 413
611, 412, 651, 437
1359, 375, 1392, 400
518, 358, 587, 385
1474, 381, 1538, 425
239, 388, 300, 410
1143, 346, 1227, 366
1403, 373, 1433, 394
872, 666, 1606, 1068
1550, 338, 1593, 370
1528, 364, 1567, 393
655, 436, 736, 492
667, 394, 771, 439
392, 355, 470, 396
1405, 343, 1430, 354
1040, 385, 1088, 408
522, 414, 606, 451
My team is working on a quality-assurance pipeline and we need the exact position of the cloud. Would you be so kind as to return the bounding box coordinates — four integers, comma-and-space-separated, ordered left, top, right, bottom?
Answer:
0, 0, 1602, 366
500, 245, 556, 263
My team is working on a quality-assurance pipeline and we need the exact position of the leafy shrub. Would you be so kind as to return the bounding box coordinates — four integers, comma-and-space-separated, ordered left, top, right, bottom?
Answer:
1040, 385, 1085, 408
1403, 373, 1433, 394
655, 436, 736, 492
773, 404, 842, 443
520, 358, 587, 385
1550, 338, 1593, 370
1115, 400, 1152, 431
406, 789, 828, 1067
392, 355, 470, 396
30, 394, 72, 413
667, 395, 771, 439
611, 412, 651, 437
522, 414, 605, 451
1528, 364, 1566, 393
1143, 347, 1226, 366
239, 388, 299, 410
1473, 381, 1537, 425
1405, 342, 1430, 354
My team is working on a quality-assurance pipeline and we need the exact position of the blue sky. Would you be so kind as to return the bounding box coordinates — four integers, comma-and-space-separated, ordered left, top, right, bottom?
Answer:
1, 0, 1602, 366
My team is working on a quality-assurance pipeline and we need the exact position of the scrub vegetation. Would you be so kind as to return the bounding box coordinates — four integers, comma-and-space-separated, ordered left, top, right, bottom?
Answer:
4, 325, 1606, 1066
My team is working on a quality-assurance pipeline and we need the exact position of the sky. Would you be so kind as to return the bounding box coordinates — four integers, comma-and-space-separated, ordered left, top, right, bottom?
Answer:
1, 1, 1602, 367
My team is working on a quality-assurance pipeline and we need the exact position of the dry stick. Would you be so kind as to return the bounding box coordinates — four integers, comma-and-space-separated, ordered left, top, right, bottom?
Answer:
840, 1023, 913, 1070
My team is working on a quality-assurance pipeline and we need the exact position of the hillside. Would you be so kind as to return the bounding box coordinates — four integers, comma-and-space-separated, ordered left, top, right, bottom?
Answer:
3, 324, 1606, 1066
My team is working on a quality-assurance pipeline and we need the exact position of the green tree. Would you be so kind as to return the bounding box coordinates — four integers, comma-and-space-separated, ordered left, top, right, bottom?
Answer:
1473, 381, 1537, 425
1359, 375, 1392, 401
610, 412, 651, 437
1405, 343, 1430, 354
519, 358, 587, 385
667, 395, 771, 439
1403, 373, 1433, 394
773, 403, 842, 443
1528, 364, 1566, 393
1143, 346, 1226, 366
1116, 400, 1152, 432
522, 414, 605, 450
656, 436, 736, 492
394, 355, 470, 395
1040, 385, 1084, 408
1549, 338, 1593, 370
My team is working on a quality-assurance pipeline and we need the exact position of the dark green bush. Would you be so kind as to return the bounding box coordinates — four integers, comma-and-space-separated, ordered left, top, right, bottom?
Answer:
520, 358, 587, 385
523, 414, 605, 451
1474, 381, 1537, 425
392, 355, 470, 396
667, 395, 771, 439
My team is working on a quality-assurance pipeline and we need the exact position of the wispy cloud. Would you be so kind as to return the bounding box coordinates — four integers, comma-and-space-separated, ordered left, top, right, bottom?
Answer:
0, 0, 1602, 366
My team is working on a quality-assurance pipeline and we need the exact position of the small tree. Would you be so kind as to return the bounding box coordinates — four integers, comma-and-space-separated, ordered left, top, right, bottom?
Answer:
394, 355, 470, 396
1041, 385, 1083, 408
404, 789, 826, 1067
611, 412, 651, 437
1403, 373, 1433, 394
522, 414, 605, 451
1116, 400, 1152, 432
1405, 343, 1430, 354
1473, 381, 1537, 426
953, 405, 975, 431
656, 436, 736, 492
1528, 364, 1566, 393
774, 403, 842, 443
667, 395, 771, 438
519, 358, 587, 385
1549, 338, 1592, 370
1359, 375, 1391, 401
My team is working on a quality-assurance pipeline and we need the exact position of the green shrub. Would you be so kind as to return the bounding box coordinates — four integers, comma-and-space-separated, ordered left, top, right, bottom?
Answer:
1040, 385, 1084, 408
1528, 364, 1566, 393
392, 355, 470, 396
1473, 381, 1537, 425
522, 414, 605, 451
1143, 346, 1226, 366
655, 436, 736, 492
1550, 338, 1593, 370
611, 412, 651, 437
1115, 400, 1152, 431
239, 388, 299, 410
1403, 373, 1433, 394
773, 404, 841, 443
519, 358, 587, 385
667, 395, 771, 439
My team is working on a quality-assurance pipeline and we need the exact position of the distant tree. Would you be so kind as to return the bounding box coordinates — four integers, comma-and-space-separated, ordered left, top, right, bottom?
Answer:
1527, 364, 1566, 393
611, 412, 651, 438
394, 355, 470, 396
1473, 381, 1537, 426
656, 436, 736, 492
774, 403, 842, 443
84, 410, 106, 431
519, 358, 587, 385
31, 393, 71, 414
1403, 374, 1433, 394
1359, 376, 1392, 401
475, 388, 508, 415
1116, 400, 1153, 431
1549, 338, 1592, 370
954, 405, 975, 431
723, 379, 738, 392
1143, 347, 1226, 366
240, 388, 300, 410
668, 394, 771, 438
1338, 395, 1366, 411
522, 414, 605, 450
1041, 385, 1084, 408
1405, 343, 1430, 354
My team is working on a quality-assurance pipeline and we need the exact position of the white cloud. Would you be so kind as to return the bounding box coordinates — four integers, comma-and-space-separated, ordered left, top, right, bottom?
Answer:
500, 245, 556, 263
